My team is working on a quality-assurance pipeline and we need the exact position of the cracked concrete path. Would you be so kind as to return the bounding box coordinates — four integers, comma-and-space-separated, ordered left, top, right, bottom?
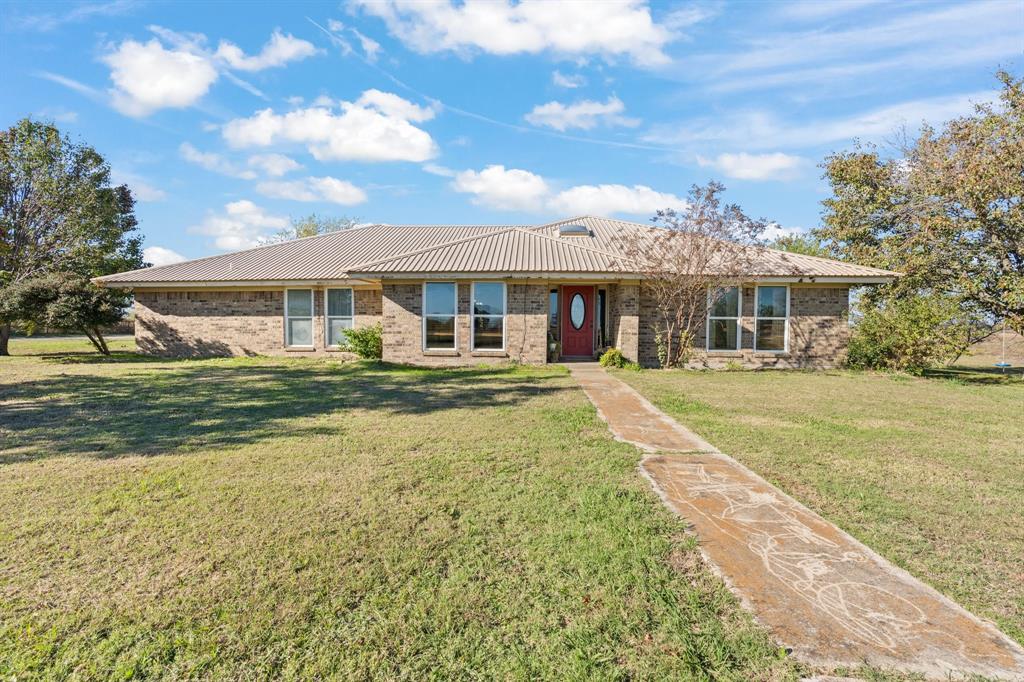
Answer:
567, 363, 1024, 680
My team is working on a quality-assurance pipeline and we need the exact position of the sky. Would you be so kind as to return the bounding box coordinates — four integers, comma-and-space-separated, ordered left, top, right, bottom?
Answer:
2, 0, 1021, 267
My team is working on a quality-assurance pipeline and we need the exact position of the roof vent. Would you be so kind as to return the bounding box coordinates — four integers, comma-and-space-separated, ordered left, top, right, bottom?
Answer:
559, 223, 591, 237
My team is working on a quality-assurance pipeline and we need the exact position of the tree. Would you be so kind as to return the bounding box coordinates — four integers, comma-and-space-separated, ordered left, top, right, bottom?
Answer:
768, 232, 830, 258
816, 71, 1024, 335
616, 182, 768, 367
0, 118, 143, 354
1, 273, 127, 354
260, 213, 360, 244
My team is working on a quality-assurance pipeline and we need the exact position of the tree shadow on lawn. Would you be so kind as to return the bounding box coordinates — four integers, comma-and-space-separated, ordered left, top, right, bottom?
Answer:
922, 363, 1024, 386
0, 361, 571, 464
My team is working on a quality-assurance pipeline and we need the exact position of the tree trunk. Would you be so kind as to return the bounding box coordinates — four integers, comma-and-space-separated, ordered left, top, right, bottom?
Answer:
94, 328, 110, 355
0, 322, 10, 356
82, 328, 103, 355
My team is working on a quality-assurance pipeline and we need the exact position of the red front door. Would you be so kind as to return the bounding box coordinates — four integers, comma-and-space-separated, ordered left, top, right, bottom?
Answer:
561, 286, 594, 357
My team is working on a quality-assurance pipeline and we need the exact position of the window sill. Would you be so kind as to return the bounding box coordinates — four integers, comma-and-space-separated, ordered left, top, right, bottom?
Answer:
471, 350, 508, 357
753, 351, 790, 357
423, 349, 459, 356
706, 351, 742, 357
285, 346, 316, 352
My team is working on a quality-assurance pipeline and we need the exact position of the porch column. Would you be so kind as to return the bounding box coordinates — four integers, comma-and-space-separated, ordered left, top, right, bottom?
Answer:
613, 283, 639, 362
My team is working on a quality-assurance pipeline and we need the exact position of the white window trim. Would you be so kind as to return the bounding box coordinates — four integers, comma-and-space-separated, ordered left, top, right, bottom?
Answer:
470, 281, 507, 352
422, 281, 458, 351
754, 284, 790, 353
706, 286, 742, 352
324, 287, 355, 347
284, 288, 314, 348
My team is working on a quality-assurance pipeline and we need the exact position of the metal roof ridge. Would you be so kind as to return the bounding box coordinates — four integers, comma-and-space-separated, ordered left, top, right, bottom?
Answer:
347, 227, 524, 272
510, 227, 629, 262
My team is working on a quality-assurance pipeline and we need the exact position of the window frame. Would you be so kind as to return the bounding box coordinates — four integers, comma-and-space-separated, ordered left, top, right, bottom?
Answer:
754, 284, 790, 353
470, 281, 507, 352
422, 281, 458, 351
324, 287, 355, 347
284, 288, 315, 349
704, 284, 745, 350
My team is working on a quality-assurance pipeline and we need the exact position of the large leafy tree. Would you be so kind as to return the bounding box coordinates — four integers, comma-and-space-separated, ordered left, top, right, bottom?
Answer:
260, 213, 360, 244
0, 118, 143, 354
817, 71, 1024, 335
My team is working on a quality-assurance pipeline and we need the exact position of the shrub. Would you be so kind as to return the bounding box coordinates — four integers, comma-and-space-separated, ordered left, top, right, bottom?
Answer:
846, 296, 971, 374
340, 323, 383, 359
599, 347, 627, 368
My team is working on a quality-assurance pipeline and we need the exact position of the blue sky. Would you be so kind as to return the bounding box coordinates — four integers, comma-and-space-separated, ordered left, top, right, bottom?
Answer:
2, 0, 1021, 266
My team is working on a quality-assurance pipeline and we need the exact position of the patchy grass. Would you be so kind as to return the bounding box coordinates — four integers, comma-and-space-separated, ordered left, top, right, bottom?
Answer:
0, 337, 797, 680
616, 364, 1024, 648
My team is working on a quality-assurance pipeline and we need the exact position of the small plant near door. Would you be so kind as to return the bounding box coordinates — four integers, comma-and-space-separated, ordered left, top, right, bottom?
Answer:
599, 347, 627, 368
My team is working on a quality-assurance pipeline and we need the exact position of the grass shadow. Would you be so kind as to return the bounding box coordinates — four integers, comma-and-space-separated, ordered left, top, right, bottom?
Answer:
923, 363, 1023, 386
0, 360, 571, 464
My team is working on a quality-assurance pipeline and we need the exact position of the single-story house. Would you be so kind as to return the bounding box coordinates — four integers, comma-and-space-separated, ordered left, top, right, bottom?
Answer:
95, 216, 898, 368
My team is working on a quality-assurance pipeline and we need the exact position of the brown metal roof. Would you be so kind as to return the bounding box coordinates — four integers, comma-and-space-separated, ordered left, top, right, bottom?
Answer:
349, 228, 626, 274
96, 215, 898, 285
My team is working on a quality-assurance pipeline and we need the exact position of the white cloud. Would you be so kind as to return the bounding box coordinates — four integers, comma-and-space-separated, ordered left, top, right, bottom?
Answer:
548, 184, 685, 215
215, 30, 320, 71
221, 90, 438, 162
101, 37, 218, 117
35, 106, 79, 123
113, 171, 167, 202
552, 70, 586, 88
189, 200, 289, 250
451, 165, 550, 211
449, 164, 685, 216
247, 153, 302, 177
351, 0, 677, 66
179, 142, 257, 179
99, 27, 320, 117
351, 28, 382, 63
355, 89, 437, 122
525, 96, 639, 131
256, 176, 368, 205
422, 163, 456, 177
697, 152, 807, 181
761, 223, 808, 241
143, 246, 186, 267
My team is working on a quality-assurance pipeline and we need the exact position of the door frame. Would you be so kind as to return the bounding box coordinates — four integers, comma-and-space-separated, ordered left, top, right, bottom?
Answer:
560, 284, 595, 358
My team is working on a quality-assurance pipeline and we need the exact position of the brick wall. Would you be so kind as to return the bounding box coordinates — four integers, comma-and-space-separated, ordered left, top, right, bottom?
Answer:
608, 283, 639, 363
134, 287, 382, 358
381, 281, 548, 366
634, 284, 850, 368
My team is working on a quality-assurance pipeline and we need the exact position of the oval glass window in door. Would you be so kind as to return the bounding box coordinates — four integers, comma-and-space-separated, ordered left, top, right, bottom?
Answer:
570, 293, 585, 330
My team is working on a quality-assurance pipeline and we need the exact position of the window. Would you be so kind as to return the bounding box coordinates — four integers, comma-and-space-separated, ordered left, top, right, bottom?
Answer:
755, 285, 789, 352
549, 289, 558, 332
325, 288, 354, 346
597, 289, 607, 347
285, 289, 313, 347
423, 282, 457, 350
707, 286, 740, 351
569, 293, 585, 330
471, 282, 506, 351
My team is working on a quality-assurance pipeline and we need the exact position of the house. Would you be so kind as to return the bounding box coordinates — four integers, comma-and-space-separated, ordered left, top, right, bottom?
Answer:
95, 216, 898, 368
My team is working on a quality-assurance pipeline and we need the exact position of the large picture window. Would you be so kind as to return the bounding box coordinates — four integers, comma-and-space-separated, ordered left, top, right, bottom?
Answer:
423, 282, 457, 350
471, 282, 506, 351
707, 286, 740, 351
285, 289, 313, 347
325, 288, 354, 347
755, 285, 789, 352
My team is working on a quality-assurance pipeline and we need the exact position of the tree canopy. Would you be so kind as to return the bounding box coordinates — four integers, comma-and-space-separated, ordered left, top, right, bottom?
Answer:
0, 118, 144, 354
261, 213, 360, 244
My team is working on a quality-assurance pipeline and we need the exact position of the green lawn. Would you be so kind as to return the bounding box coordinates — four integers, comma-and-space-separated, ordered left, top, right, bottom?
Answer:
0, 338, 794, 680
616, 364, 1024, 648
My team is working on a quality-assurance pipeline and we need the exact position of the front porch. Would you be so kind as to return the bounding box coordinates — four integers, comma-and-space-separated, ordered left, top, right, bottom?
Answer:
547, 282, 639, 364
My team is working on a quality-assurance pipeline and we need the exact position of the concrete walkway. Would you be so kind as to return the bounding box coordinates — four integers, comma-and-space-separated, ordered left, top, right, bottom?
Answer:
567, 363, 1024, 680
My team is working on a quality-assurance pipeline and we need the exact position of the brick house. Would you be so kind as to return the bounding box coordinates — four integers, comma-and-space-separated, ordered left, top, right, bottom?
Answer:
95, 216, 897, 368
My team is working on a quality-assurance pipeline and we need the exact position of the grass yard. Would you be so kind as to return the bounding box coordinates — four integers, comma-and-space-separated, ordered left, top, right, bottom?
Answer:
616, 364, 1024, 647
0, 338, 795, 681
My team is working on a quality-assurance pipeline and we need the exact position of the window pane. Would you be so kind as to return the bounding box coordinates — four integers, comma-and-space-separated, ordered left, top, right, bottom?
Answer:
756, 319, 786, 351
287, 289, 312, 317
757, 286, 787, 318
328, 317, 353, 346
549, 290, 558, 329
473, 282, 504, 315
424, 282, 456, 316
710, 287, 739, 318
473, 316, 503, 350
425, 315, 455, 348
570, 293, 585, 330
709, 319, 738, 351
327, 288, 353, 317
287, 318, 312, 346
